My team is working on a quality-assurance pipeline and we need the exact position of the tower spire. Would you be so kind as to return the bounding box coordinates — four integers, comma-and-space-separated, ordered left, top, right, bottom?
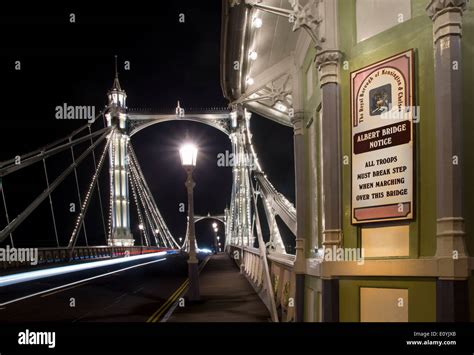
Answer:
112, 55, 122, 92
114, 55, 118, 79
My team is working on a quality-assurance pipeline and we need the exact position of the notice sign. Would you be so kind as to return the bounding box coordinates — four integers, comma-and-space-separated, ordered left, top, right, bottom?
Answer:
351, 50, 414, 224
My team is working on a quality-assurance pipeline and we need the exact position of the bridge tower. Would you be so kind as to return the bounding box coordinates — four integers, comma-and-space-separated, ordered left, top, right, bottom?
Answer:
228, 104, 253, 248
105, 71, 134, 246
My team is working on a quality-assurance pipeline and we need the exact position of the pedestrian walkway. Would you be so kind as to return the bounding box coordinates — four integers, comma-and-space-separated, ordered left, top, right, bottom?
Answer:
167, 253, 271, 322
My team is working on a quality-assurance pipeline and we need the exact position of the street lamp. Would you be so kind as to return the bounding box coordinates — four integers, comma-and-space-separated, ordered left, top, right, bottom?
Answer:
179, 143, 200, 301
211, 222, 219, 255
154, 229, 160, 247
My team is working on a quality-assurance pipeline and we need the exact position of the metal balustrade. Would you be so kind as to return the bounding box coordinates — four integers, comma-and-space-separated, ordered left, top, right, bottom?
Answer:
228, 244, 296, 322
0, 246, 170, 271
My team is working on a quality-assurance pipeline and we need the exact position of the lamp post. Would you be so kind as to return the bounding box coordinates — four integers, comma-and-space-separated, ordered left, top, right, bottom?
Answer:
154, 229, 159, 247
179, 143, 200, 301
212, 222, 219, 254
138, 223, 144, 254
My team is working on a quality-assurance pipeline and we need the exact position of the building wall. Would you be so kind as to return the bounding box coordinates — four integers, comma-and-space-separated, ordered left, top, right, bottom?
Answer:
339, 0, 436, 259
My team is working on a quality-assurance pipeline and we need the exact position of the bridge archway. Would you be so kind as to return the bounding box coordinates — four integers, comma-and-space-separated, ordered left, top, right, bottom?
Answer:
126, 114, 233, 251
128, 113, 231, 137
194, 215, 226, 225
193, 216, 226, 252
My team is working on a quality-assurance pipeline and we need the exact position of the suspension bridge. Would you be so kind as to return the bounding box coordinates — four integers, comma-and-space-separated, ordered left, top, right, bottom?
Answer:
0, 72, 297, 322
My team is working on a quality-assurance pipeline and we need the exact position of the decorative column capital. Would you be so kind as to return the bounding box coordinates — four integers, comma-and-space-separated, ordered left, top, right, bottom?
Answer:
290, 110, 305, 136
315, 49, 342, 66
436, 217, 467, 257
322, 229, 342, 248
426, 0, 469, 42
294, 238, 306, 273
315, 49, 343, 86
426, 0, 469, 17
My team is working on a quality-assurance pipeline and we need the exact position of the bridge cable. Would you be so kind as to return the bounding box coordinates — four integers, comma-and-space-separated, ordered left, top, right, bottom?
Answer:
42, 158, 60, 247
88, 125, 108, 240
128, 148, 171, 247
68, 129, 114, 250
0, 129, 112, 244
250, 175, 279, 322
129, 164, 164, 247
0, 109, 104, 171
127, 153, 157, 246
0, 180, 14, 247
0, 124, 90, 170
128, 150, 172, 248
128, 164, 151, 247
0, 126, 111, 178
255, 178, 285, 253
69, 136, 89, 246
128, 145, 179, 249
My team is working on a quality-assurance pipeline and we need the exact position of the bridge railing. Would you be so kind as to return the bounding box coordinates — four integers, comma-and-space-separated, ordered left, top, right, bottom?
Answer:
0, 246, 169, 271
267, 250, 296, 322
228, 245, 295, 322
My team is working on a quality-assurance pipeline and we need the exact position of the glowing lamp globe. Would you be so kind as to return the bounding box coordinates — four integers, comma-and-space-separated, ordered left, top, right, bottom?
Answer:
180, 144, 198, 167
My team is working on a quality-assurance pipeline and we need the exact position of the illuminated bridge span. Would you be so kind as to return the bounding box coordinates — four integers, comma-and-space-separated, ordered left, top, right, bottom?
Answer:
0, 73, 296, 322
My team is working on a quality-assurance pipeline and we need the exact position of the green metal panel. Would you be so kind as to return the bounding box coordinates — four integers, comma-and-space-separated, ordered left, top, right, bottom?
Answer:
339, 278, 436, 322
338, 0, 437, 257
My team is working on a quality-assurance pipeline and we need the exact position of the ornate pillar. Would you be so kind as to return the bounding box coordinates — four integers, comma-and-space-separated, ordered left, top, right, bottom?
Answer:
426, 0, 470, 322
315, 49, 342, 322
315, 50, 343, 249
185, 167, 200, 301
105, 77, 134, 247
291, 110, 306, 322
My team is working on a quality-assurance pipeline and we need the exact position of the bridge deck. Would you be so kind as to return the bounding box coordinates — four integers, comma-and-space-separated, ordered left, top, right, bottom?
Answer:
167, 253, 271, 322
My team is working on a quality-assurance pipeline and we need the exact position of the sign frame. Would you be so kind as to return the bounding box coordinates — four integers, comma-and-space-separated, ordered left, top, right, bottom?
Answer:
350, 49, 415, 225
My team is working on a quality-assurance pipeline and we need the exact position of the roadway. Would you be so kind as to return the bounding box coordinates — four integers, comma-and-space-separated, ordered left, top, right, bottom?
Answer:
0, 251, 198, 322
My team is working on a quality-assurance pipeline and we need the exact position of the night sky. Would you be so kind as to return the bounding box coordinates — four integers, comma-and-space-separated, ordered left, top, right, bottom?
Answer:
0, 2, 295, 251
